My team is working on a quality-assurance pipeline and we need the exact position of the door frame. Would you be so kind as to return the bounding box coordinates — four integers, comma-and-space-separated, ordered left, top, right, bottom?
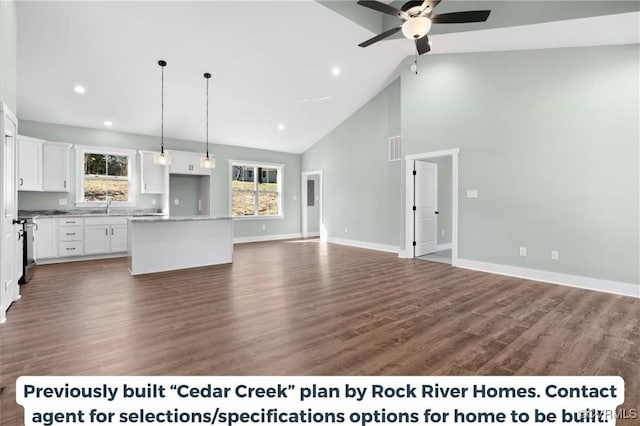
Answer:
301, 170, 324, 240
403, 148, 459, 265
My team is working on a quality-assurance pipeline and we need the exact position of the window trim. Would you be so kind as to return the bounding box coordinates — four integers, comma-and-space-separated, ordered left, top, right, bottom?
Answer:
74, 145, 137, 207
228, 159, 284, 220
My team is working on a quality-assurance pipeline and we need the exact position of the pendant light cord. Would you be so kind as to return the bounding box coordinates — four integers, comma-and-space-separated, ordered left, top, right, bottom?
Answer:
161, 63, 165, 154
206, 75, 209, 158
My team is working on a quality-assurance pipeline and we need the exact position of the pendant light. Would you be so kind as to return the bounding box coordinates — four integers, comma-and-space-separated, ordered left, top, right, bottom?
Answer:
153, 60, 171, 165
200, 72, 215, 169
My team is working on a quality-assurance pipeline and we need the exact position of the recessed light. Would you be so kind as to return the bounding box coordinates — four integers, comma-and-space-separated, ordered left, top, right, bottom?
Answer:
331, 66, 341, 76
277, 123, 285, 131
73, 85, 86, 94
104, 121, 113, 127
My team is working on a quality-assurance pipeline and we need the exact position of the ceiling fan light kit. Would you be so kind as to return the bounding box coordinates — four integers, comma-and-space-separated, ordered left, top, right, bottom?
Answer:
402, 17, 432, 39
357, 0, 490, 56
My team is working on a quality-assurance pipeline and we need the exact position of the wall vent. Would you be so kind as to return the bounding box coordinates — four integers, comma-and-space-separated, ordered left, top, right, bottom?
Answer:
389, 136, 401, 162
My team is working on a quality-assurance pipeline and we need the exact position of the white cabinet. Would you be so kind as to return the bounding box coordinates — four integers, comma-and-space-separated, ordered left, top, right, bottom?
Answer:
110, 224, 128, 252
17, 136, 43, 191
139, 151, 165, 194
168, 150, 211, 176
34, 219, 58, 261
58, 218, 84, 257
17, 136, 71, 192
84, 225, 110, 255
84, 217, 128, 254
43, 143, 71, 192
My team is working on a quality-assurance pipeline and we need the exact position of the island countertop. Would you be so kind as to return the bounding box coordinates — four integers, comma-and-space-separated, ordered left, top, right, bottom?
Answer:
127, 215, 232, 223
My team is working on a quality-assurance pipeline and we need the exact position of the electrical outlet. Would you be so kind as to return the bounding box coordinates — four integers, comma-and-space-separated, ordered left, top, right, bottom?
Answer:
519, 247, 527, 257
344, 226, 348, 233
551, 250, 559, 260
58, 199, 67, 206
174, 199, 179, 205
467, 189, 479, 198
151, 199, 156, 206
293, 195, 297, 201
198, 199, 202, 212
262, 224, 266, 231
441, 230, 445, 237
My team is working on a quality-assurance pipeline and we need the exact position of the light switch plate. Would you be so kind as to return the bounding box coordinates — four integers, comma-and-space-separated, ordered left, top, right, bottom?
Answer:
551, 250, 559, 260
58, 199, 67, 206
467, 189, 479, 198
519, 247, 527, 257
174, 199, 179, 205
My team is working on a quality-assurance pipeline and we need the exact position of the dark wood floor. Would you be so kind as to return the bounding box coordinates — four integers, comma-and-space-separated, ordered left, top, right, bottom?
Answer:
1, 240, 638, 425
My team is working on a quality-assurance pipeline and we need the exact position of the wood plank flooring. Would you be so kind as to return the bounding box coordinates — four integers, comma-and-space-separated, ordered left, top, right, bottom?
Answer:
1, 239, 638, 425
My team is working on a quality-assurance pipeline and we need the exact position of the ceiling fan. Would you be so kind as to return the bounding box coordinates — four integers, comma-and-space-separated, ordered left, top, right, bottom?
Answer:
357, 0, 491, 55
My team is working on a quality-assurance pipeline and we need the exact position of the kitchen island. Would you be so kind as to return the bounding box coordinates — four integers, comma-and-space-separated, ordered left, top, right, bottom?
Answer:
127, 216, 233, 275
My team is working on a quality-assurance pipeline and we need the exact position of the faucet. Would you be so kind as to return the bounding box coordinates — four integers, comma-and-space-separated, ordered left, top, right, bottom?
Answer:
106, 196, 112, 214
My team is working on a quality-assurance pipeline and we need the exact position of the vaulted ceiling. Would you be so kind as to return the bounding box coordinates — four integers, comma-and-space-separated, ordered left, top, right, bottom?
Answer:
16, 1, 639, 153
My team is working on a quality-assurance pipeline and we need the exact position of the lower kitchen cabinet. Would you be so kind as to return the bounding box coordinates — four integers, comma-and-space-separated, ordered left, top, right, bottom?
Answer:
34, 218, 58, 260
84, 217, 128, 255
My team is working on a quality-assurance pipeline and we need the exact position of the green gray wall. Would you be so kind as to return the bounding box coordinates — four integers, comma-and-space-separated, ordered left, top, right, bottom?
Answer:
18, 120, 302, 239
302, 79, 401, 246
402, 45, 638, 285
0, 0, 17, 112
169, 175, 201, 216
303, 45, 639, 285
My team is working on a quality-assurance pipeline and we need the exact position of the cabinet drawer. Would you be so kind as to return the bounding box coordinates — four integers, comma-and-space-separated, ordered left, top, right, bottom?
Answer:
59, 241, 84, 257
59, 218, 84, 226
59, 226, 84, 242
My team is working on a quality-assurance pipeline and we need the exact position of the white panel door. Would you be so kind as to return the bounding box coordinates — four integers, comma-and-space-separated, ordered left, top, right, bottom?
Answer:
84, 225, 109, 255
109, 225, 128, 253
414, 161, 438, 257
2, 114, 19, 321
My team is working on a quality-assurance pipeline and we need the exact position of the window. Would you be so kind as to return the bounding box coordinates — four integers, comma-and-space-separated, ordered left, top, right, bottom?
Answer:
230, 161, 283, 218
75, 146, 135, 206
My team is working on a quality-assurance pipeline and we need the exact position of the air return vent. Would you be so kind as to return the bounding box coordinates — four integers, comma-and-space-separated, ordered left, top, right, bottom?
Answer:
389, 136, 401, 162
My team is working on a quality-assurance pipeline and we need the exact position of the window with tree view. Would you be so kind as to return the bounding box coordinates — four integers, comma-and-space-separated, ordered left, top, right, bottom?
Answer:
83, 153, 129, 202
231, 163, 282, 217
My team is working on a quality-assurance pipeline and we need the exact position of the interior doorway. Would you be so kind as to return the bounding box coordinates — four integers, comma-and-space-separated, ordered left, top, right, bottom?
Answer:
404, 149, 459, 266
301, 171, 324, 240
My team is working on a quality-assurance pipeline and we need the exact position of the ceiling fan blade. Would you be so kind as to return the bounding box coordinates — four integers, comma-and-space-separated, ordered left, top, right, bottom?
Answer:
415, 35, 431, 55
431, 10, 491, 24
358, 26, 402, 48
419, 0, 442, 15
357, 1, 409, 19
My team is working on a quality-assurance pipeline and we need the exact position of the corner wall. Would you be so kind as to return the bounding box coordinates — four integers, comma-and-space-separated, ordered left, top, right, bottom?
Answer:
302, 79, 402, 249
302, 44, 639, 286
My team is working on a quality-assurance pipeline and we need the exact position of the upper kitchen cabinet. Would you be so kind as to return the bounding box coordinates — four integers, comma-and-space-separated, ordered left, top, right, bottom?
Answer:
17, 136, 72, 192
168, 150, 211, 176
139, 151, 165, 194
43, 142, 71, 192
17, 136, 43, 191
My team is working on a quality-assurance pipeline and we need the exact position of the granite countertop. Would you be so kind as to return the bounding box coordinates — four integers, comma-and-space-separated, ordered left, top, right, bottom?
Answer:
19, 209, 165, 219
128, 216, 232, 222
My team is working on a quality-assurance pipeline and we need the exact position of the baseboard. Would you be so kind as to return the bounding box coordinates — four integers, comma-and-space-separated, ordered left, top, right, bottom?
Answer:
36, 252, 127, 265
234, 233, 302, 244
302, 232, 320, 238
436, 242, 452, 252
327, 237, 400, 254
456, 258, 639, 298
